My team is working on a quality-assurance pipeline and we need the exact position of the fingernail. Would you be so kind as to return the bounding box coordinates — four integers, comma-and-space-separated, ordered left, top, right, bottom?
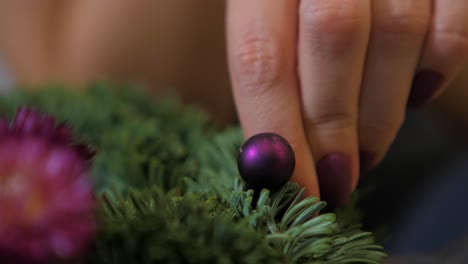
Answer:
317, 153, 351, 208
359, 150, 376, 176
408, 70, 445, 108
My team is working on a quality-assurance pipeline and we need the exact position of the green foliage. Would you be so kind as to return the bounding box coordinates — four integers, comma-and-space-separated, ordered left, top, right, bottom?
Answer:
0, 83, 387, 263
90, 189, 281, 264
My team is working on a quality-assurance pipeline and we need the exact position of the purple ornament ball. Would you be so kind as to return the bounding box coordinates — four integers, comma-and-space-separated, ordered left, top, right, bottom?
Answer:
238, 132, 295, 190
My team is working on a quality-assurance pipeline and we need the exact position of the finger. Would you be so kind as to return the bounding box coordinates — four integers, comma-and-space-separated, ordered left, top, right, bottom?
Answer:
359, 1, 431, 173
298, 0, 371, 206
227, 0, 320, 197
408, 0, 468, 108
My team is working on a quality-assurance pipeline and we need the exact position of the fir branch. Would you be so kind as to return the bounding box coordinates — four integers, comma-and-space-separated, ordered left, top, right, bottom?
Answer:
0, 83, 387, 263
90, 187, 282, 264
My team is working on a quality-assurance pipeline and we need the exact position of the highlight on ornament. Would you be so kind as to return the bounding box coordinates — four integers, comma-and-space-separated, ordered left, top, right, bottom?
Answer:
238, 132, 295, 190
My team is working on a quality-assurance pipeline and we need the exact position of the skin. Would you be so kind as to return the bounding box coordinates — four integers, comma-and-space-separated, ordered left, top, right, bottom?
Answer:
0, 1, 467, 205
226, 0, 468, 204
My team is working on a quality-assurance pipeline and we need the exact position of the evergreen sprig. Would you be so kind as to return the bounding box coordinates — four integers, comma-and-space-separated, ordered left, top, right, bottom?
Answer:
0, 83, 387, 263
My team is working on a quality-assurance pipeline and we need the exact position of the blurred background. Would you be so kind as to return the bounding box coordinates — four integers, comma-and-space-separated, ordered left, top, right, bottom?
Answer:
0, 1, 467, 262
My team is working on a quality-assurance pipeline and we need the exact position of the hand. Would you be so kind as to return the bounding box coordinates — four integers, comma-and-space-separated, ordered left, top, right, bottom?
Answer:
226, 0, 468, 206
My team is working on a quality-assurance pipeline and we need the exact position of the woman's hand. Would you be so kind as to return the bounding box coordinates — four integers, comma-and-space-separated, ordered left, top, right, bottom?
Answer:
226, 0, 468, 206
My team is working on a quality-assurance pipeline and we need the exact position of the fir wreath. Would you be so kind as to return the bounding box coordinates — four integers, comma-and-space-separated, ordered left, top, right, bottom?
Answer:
0, 83, 387, 263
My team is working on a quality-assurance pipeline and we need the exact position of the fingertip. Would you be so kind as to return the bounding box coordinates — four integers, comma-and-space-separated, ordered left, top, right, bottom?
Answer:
408, 70, 445, 108
411, 0, 468, 108
287, 138, 321, 199
316, 153, 353, 208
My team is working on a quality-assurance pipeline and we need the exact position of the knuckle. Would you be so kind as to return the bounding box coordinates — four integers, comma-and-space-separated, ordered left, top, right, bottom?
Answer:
305, 110, 357, 131
231, 30, 284, 94
360, 115, 404, 138
432, 26, 468, 54
374, 5, 430, 37
299, 3, 368, 50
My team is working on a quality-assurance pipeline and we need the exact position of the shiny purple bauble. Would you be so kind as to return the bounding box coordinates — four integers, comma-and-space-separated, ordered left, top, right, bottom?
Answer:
238, 132, 295, 190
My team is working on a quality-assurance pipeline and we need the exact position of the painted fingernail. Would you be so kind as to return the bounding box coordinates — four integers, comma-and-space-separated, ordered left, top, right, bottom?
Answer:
408, 70, 445, 108
359, 150, 376, 176
317, 153, 351, 208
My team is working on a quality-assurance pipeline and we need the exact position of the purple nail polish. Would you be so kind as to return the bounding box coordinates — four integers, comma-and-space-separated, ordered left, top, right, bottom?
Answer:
359, 150, 376, 176
316, 153, 351, 208
408, 70, 445, 108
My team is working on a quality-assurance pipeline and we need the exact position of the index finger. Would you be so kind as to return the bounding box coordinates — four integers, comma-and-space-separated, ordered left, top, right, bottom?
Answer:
226, 0, 319, 197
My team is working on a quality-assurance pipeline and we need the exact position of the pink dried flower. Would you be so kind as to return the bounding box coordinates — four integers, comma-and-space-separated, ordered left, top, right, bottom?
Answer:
7, 107, 96, 160
0, 107, 97, 263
